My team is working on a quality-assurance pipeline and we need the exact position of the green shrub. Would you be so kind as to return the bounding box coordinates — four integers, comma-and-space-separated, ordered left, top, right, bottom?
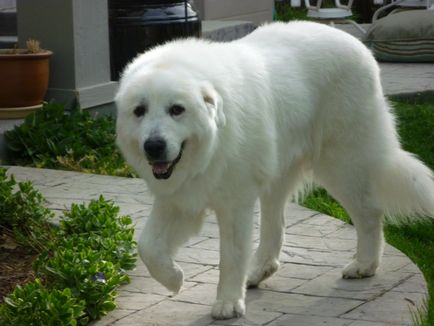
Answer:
0, 170, 137, 324
34, 197, 136, 320
59, 198, 136, 271
33, 197, 136, 321
4, 102, 135, 177
0, 279, 86, 326
37, 246, 128, 321
0, 167, 54, 251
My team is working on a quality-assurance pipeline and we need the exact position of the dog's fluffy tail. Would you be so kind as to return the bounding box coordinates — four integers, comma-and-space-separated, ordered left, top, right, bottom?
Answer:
376, 149, 434, 223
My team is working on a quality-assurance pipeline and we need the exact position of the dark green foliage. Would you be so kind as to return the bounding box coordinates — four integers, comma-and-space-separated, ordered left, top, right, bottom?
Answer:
0, 170, 137, 324
59, 198, 136, 271
274, 2, 309, 21
34, 197, 137, 321
36, 247, 128, 321
4, 102, 134, 177
0, 279, 86, 326
0, 167, 54, 251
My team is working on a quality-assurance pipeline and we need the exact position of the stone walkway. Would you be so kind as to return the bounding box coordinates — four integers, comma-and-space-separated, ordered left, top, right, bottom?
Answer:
5, 166, 428, 326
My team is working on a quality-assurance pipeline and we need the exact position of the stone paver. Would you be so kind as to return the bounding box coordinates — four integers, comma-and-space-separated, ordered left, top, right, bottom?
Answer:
5, 166, 428, 326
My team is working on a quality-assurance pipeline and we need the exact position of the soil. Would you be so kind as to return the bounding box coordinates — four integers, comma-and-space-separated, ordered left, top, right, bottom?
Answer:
0, 231, 38, 303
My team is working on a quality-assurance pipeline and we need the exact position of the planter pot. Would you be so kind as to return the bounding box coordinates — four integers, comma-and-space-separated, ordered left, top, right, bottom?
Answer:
0, 49, 52, 118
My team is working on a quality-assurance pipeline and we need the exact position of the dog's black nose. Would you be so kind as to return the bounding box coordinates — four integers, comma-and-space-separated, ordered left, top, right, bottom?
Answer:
144, 137, 166, 160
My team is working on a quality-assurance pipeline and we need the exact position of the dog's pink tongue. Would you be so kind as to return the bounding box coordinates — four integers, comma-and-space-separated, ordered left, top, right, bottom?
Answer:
152, 163, 170, 174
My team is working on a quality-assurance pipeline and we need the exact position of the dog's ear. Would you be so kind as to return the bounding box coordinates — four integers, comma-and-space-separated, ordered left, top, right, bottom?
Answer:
201, 83, 226, 128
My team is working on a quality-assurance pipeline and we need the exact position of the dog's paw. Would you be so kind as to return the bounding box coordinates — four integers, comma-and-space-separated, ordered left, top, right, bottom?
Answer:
247, 258, 280, 288
145, 260, 184, 293
139, 242, 184, 293
342, 259, 378, 279
158, 263, 184, 293
211, 299, 245, 320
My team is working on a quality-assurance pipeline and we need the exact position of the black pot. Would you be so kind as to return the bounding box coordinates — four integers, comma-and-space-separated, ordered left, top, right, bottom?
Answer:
109, 0, 201, 80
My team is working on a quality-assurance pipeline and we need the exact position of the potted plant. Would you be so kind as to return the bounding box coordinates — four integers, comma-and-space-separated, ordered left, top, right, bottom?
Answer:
0, 39, 52, 119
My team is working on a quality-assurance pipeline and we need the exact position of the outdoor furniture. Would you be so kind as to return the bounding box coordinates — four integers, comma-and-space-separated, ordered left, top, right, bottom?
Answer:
372, 0, 434, 21
365, 9, 434, 62
304, 0, 365, 34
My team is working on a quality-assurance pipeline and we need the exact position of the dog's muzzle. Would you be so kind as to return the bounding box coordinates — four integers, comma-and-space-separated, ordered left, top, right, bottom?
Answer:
144, 138, 185, 179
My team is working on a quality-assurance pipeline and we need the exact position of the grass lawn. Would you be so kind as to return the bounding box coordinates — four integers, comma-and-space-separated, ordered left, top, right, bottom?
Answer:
303, 99, 434, 325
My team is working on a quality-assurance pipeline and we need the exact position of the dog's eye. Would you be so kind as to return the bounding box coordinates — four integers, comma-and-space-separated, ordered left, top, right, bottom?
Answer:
133, 104, 147, 117
169, 105, 185, 117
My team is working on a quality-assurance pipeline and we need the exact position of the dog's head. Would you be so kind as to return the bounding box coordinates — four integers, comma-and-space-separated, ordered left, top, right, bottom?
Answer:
115, 61, 225, 193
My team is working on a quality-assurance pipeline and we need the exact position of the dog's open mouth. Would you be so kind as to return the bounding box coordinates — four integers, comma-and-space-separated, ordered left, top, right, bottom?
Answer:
149, 143, 184, 180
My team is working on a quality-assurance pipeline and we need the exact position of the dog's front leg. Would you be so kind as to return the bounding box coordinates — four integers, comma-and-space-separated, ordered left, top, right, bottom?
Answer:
212, 199, 255, 319
138, 199, 204, 293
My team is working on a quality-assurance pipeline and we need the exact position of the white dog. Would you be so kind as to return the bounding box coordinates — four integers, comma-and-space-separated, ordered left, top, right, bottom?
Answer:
115, 22, 434, 319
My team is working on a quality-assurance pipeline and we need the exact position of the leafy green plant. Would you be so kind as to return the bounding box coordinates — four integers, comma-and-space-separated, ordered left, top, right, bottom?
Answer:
33, 197, 136, 321
59, 198, 136, 271
37, 246, 128, 321
0, 279, 86, 326
0, 167, 54, 251
4, 102, 135, 177
0, 169, 137, 324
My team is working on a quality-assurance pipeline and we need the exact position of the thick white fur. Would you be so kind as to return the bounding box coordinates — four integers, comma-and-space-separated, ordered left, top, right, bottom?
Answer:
115, 22, 434, 319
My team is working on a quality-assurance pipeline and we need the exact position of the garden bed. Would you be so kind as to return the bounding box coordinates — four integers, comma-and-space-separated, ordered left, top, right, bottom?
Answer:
0, 167, 137, 325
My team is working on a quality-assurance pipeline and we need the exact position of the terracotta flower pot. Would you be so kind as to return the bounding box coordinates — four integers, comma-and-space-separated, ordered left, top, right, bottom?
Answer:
0, 49, 52, 109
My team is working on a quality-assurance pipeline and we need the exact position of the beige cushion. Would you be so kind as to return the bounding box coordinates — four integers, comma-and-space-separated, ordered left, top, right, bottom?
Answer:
364, 10, 434, 62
